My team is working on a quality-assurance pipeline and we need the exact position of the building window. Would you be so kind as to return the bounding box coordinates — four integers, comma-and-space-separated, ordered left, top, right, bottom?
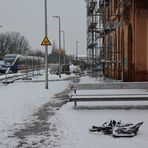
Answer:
114, 31, 117, 62
114, 31, 117, 78
114, 0, 118, 11
128, 24, 133, 81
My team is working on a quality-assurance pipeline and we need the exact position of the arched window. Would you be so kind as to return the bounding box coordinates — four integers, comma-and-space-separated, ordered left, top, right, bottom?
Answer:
114, 0, 118, 11
107, 34, 112, 61
114, 31, 117, 62
121, 29, 125, 81
128, 24, 133, 81
114, 31, 117, 79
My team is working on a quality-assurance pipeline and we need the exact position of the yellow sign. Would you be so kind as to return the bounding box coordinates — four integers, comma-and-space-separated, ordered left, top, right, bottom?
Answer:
41, 36, 51, 46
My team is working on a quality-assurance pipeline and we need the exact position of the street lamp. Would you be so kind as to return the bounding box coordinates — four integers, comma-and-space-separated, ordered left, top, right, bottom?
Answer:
53, 15, 61, 78
0, 25, 2, 59
0, 25, 2, 34
76, 41, 79, 63
44, 0, 48, 89
61, 30, 66, 64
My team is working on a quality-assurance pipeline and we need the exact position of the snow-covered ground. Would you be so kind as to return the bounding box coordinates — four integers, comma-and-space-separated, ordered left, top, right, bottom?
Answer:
55, 104, 148, 148
54, 76, 148, 148
0, 71, 74, 147
0, 71, 148, 148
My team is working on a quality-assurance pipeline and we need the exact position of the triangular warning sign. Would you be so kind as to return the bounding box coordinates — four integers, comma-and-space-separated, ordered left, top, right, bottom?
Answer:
41, 36, 51, 46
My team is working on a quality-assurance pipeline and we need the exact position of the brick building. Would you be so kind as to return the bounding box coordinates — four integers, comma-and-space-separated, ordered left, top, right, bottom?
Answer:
99, 0, 148, 81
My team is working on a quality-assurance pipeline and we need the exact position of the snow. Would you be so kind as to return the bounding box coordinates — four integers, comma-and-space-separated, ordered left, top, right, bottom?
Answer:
0, 71, 148, 148
55, 104, 148, 148
0, 71, 72, 147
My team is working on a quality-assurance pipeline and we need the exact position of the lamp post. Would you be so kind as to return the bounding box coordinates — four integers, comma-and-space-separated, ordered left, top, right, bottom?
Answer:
0, 25, 3, 59
76, 41, 79, 63
0, 25, 2, 34
53, 16, 61, 78
61, 30, 65, 64
44, 0, 48, 89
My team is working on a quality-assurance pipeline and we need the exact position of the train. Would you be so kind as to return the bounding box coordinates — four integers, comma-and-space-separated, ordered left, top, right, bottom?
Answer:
1, 54, 44, 73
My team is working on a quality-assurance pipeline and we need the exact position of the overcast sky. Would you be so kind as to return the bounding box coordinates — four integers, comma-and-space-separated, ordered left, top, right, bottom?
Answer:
0, 0, 87, 55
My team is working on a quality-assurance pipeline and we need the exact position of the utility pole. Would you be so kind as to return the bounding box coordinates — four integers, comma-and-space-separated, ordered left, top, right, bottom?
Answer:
76, 41, 79, 64
0, 25, 2, 34
44, 0, 48, 89
0, 25, 2, 59
53, 16, 62, 78
42, 0, 51, 89
61, 30, 66, 64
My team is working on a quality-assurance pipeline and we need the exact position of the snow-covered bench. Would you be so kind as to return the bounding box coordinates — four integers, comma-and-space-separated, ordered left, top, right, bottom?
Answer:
69, 93, 148, 108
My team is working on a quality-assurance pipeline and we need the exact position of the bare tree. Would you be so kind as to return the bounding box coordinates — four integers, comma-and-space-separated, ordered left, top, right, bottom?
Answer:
0, 31, 30, 58
35, 50, 44, 57
27, 49, 44, 57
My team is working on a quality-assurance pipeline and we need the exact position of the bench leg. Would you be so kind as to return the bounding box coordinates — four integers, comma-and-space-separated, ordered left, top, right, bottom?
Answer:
74, 101, 77, 109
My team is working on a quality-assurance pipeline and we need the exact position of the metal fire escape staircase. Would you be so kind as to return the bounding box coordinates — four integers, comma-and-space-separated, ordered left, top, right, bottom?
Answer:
86, 0, 98, 75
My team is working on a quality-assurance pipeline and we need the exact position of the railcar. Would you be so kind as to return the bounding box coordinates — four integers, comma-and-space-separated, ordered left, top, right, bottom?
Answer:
3, 54, 44, 73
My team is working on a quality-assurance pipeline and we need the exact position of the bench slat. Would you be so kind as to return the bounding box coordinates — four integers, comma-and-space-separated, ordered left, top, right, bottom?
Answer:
69, 94, 148, 108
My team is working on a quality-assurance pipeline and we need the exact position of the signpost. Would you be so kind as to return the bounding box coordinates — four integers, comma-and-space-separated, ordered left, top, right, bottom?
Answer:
41, 35, 51, 89
41, 36, 51, 46
41, 0, 51, 89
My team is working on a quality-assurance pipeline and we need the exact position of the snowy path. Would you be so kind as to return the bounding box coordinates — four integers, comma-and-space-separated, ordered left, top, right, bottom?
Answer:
0, 74, 73, 148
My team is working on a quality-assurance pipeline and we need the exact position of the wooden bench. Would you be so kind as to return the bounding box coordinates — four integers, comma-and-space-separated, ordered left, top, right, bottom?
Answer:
69, 94, 148, 109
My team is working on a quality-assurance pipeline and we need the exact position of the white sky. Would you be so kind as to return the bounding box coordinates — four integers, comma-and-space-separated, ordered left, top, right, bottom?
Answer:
0, 0, 87, 55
